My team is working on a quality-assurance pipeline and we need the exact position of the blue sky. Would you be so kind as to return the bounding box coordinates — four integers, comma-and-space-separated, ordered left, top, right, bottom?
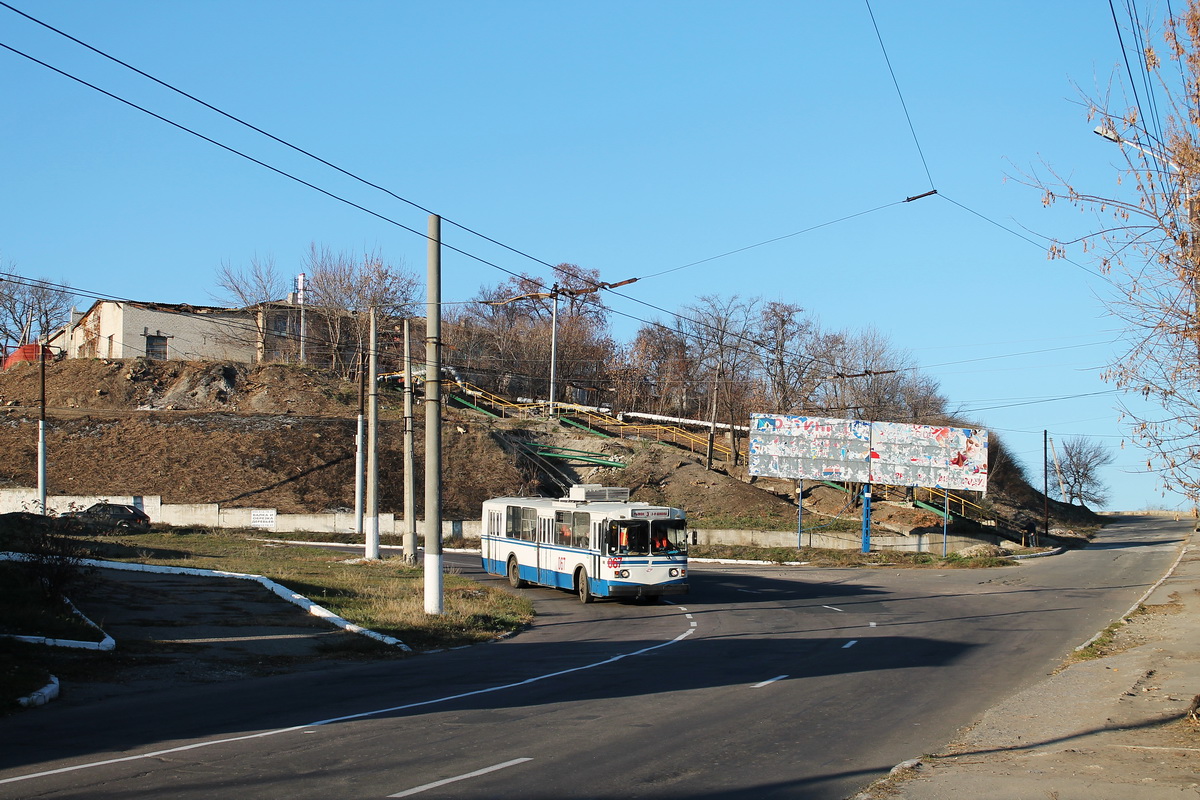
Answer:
0, 1, 1180, 512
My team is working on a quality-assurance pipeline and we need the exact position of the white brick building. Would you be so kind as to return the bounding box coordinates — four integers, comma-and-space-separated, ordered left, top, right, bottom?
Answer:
57, 300, 292, 362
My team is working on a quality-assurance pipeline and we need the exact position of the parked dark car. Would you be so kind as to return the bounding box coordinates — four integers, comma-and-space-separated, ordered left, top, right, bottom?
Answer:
64, 503, 151, 531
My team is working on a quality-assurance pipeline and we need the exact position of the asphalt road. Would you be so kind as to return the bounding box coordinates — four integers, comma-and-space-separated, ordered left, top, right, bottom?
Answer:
0, 515, 1187, 800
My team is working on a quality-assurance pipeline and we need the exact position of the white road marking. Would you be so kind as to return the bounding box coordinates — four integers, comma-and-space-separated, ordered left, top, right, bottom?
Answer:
0, 629, 697, 787
388, 758, 533, 797
752, 675, 788, 688
823, 605, 843, 612
869, 622, 877, 627
685, 614, 693, 619
843, 640, 858, 648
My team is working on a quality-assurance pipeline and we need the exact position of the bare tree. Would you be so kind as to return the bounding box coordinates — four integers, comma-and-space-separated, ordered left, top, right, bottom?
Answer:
0, 262, 75, 354
1027, 1, 1200, 500
444, 266, 614, 402
212, 254, 290, 360
807, 327, 946, 421
752, 301, 823, 413
303, 244, 419, 376
1053, 436, 1114, 507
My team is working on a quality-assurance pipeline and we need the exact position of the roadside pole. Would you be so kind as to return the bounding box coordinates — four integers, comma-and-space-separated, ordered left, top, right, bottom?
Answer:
37, 340, 46, 515
354, 348, 365, 538
942, 490, 949, 557
425, 215, 444, 614
365, 307, 379, 560
403, 319, 417, 566
796, 479, 803, 549
861, 484, 872, 554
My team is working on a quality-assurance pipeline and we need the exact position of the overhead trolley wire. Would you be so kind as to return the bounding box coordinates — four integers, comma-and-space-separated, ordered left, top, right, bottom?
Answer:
864, 0, 935, 190
0, 4, 1090, 388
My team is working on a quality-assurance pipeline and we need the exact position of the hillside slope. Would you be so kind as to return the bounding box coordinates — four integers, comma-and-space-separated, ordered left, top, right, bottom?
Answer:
0, 358, 1093, 533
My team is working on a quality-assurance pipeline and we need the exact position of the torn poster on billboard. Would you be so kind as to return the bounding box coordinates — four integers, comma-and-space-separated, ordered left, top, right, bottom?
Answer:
748, 413, 988, 492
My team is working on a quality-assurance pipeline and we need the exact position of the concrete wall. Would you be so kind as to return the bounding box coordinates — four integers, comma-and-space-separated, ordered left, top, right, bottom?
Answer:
0, 489, 478, 539
690, 526, 1002, 554
0, 488, 998, 552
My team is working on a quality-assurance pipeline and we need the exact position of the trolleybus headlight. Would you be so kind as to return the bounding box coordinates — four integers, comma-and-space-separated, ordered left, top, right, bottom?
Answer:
669, 568, 680, 577
618, 569, 630, 579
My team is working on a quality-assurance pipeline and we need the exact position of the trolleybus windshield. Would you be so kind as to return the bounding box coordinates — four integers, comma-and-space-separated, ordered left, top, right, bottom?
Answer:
607, 519, 687, 556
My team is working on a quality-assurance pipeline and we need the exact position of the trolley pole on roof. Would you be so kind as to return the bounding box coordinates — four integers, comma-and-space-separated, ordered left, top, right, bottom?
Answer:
425, 215, 444, 614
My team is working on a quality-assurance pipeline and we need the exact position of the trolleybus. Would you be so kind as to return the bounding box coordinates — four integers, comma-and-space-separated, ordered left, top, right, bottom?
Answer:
481, 484, 689, 602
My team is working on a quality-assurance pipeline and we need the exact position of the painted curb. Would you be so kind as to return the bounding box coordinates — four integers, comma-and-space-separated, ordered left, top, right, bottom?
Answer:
17, 676, 59, 708
1, 552, 412, 652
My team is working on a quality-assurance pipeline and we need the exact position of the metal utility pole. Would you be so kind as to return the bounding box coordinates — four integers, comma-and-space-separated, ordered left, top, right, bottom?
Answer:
425, 215, 444, 614
354, 347, 365, 538
861, 484, 872, 554
1042, 430, 1049, 546
403, 319, 417, 566
481, 275, 636, 419
365, 307, 380, 559
37, 339, 46, 515
548, 287, 558, 416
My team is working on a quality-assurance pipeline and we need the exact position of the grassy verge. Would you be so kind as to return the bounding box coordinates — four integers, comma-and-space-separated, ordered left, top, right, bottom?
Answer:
689, 543, 1016, 568
71, 527, 533, 648
1, 525, 533, 712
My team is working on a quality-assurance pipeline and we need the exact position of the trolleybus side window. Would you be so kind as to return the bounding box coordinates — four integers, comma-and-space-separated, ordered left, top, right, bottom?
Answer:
505, 505, 537, 541
573, 511, 590, 549
553, 511, 591, 548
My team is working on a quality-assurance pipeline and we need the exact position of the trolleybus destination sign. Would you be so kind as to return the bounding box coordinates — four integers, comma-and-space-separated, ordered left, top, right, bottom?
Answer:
748, 413, 988, 492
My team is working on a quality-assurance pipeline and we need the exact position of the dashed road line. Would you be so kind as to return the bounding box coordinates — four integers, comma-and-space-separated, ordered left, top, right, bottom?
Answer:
388, 758, 533, 797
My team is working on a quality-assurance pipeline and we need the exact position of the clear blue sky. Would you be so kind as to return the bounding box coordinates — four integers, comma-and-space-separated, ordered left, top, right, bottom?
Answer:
0, 1, 1179, 512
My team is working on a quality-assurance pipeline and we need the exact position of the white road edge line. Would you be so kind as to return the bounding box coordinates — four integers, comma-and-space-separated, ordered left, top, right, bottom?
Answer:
823, 605, 843, 612
843, 640, 858, 648
388, 758, 533, 797
752, 675, 788, 688
0, 629, 697, 787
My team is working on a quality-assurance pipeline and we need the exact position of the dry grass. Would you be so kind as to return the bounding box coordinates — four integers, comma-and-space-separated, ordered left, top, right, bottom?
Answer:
76, 528, 534, 649
690, 543, 1015, 568
1, 526, 534, 710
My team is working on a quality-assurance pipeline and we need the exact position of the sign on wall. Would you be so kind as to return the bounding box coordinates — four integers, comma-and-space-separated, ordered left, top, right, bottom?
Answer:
748, 413, 988, 492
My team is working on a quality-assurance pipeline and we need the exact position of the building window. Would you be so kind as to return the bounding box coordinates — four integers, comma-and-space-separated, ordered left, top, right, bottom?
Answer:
146, 335, 168, 360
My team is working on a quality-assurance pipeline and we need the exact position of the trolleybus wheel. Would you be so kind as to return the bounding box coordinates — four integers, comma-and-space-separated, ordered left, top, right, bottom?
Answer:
577, 568, 593, 604
507, 557, 525, 588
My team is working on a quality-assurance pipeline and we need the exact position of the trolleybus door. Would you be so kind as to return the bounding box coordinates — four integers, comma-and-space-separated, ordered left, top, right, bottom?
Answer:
537, 516, 552, 586
591, 521, 602, 591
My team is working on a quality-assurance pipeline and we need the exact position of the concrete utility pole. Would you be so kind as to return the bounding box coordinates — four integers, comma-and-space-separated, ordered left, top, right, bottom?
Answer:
354, 347, 365, 538
37, 339, 46, 515
549, 286, 558, 416
365, 307, 380, 560
297, 272, 307, 364
425, 215, 444, 614
403, 319, 417, 566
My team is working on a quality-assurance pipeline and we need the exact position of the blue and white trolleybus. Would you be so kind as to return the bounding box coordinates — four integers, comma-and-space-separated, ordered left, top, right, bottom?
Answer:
481, 484, 689, 602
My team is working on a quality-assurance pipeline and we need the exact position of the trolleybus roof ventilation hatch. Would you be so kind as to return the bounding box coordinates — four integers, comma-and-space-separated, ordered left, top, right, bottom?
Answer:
568, 484, 630, 502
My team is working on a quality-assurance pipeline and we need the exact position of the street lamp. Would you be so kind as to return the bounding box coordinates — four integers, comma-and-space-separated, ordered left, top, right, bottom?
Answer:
485, 275, 638, 417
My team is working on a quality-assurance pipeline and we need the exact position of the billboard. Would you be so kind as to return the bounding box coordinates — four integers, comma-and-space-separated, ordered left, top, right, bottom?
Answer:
748, 414, 988, 492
